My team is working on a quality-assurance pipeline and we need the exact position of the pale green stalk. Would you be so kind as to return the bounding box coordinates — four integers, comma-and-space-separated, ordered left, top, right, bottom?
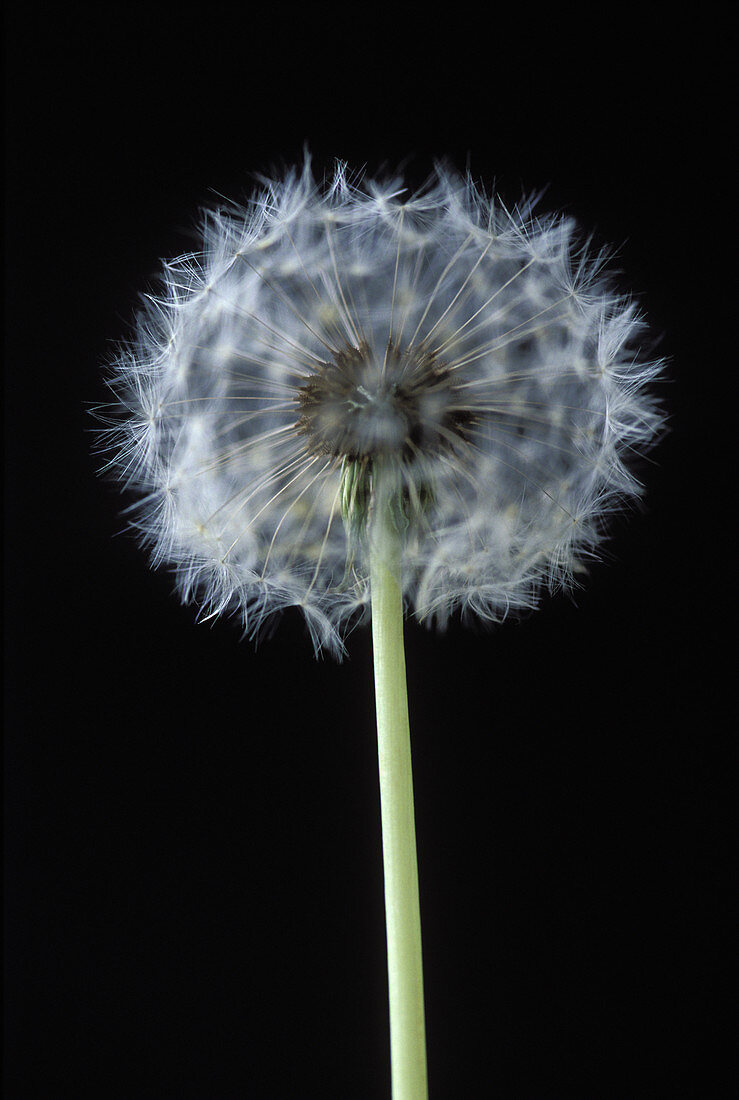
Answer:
370, 497, 428, 1100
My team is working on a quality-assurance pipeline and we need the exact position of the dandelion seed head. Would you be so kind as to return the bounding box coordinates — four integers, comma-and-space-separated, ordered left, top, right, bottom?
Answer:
100, 159, 664, 655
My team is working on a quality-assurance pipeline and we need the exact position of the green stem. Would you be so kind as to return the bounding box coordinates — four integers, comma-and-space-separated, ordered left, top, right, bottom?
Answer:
370, 497, 428, 1100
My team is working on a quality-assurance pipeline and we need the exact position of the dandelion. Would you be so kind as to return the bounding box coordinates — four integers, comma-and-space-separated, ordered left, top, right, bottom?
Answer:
99, 158, 663, 1099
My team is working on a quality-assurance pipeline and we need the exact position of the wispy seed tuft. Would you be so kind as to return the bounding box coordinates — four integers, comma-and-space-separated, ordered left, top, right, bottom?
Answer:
97, 159, 664, 655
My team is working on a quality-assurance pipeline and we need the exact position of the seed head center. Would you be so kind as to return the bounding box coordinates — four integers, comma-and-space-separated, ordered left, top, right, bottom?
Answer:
296, 340, 472, 462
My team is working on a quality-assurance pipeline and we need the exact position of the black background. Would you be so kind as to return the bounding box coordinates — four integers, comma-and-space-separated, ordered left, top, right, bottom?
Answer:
4, 7, 732, 1098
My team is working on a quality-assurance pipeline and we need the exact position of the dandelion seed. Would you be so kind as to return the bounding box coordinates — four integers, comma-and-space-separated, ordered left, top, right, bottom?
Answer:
99, 159, 662, 654
97, 157, 664, 1099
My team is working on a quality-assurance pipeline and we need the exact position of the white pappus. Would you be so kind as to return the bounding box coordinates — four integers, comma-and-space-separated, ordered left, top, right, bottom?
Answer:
99, 159, 664, 655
